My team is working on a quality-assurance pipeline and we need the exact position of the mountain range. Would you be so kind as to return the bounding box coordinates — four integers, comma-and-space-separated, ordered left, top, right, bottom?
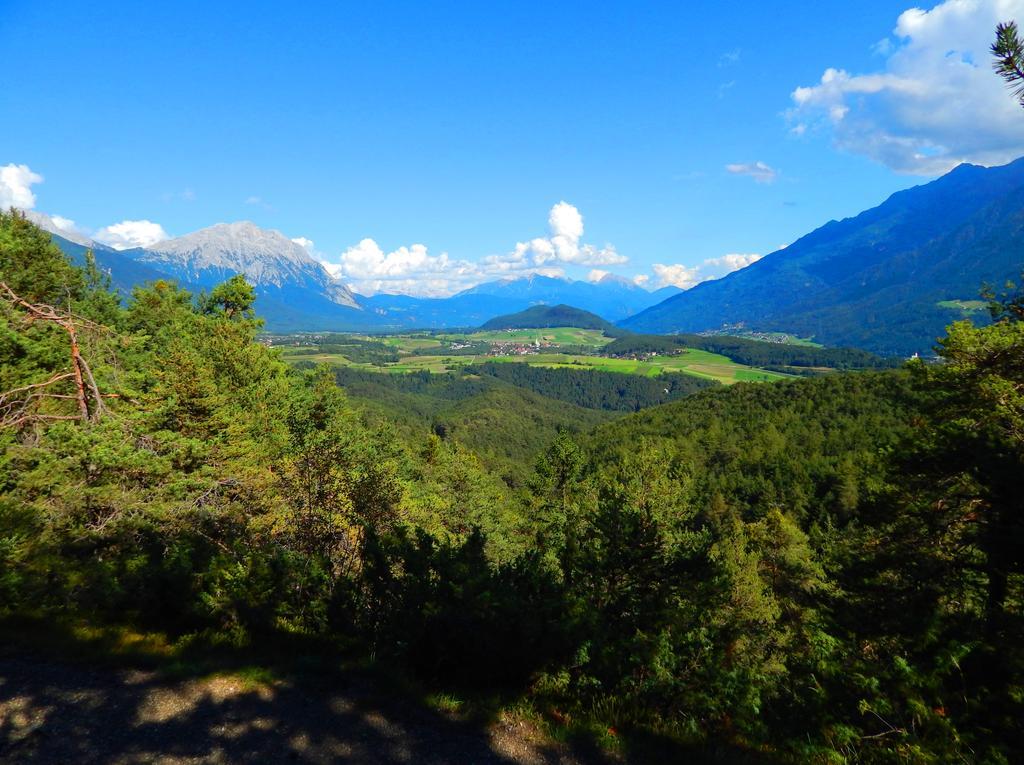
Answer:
361, 275, 680, 328
30, 156, 1024, 353
36, 218, 680, 330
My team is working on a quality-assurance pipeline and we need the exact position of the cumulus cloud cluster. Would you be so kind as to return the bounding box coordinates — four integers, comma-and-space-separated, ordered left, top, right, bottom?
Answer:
789, 0, 1024, 174
330, 239, 489, 296
94, 220, 169, 250
3, 162, 171, 250
0, 164, 44, 209
648, 252, 763, 289
508, 202, 626, 267
324, 201, 626, 297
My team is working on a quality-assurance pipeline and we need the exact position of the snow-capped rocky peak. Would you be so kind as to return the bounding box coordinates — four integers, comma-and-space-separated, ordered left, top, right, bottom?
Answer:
149, 222, 316, 276
141, 221, 359, 309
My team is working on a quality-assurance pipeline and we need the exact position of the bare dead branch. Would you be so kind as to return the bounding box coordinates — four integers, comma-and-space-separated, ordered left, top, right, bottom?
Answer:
0, 282, 113, 427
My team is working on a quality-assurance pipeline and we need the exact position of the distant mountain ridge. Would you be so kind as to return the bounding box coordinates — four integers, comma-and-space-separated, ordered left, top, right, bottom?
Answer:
455, 273, 680, 320
35, 155, 1024, 348
38, 221, 676, 331
360, 274, 678, 329
622, 158, 1024, 355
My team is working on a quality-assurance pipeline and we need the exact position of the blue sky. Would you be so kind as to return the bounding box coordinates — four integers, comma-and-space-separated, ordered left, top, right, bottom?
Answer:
3, 0, 1024, 295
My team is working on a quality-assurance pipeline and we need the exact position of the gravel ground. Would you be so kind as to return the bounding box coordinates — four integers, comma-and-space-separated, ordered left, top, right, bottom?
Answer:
0, 654, 614, 765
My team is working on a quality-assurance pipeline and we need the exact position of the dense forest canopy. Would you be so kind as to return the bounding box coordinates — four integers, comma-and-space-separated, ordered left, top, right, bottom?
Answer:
1, 210, 1022, 762
462, 361, 716, 411
601, 332, 899, 370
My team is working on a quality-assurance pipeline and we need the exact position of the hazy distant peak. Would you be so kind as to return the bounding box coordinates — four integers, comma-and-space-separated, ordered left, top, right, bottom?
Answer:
24, 210, 98, 249
596, 272, 638, 288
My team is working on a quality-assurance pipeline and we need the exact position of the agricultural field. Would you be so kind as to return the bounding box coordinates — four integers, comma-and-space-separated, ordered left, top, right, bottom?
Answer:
365, 327, 614, 352
438, 327, 615, 347
277, 328, 790, 385
937, 299, 988, 314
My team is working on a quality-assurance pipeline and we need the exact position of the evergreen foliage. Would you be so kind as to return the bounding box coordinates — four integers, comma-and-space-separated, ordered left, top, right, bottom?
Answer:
463, 361, 716, 411
602, 332, 899, 370
2, 213, 1021, 762
479, 303, 626, 335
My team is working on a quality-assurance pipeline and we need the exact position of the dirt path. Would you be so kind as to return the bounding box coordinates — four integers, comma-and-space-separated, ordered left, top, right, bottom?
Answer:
0, 655, 613, 764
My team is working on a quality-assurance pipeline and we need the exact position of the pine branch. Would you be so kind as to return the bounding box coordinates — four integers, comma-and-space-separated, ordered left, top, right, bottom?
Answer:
992, 21, 1024, 107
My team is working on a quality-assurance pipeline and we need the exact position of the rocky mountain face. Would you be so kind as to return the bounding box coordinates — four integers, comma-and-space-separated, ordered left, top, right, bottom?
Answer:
135, 221, 360, 310
43, 220, 374, 331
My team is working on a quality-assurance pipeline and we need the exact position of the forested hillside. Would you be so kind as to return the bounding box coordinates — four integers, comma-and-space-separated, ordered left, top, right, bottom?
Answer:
462, 361, 716, 410
327, 366, 612, 484
1, 211, 1022, 763
601, 333, 899, 371
480, 303, 622, 332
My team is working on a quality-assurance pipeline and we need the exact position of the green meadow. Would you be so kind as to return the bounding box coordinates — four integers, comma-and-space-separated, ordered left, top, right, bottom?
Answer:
937, 299, 988, 313
280, 330, 790, 385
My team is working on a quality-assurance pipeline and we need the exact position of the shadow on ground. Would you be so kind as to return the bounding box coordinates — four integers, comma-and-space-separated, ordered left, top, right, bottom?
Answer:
0, 625, 783, 765
0, 651, 609, 765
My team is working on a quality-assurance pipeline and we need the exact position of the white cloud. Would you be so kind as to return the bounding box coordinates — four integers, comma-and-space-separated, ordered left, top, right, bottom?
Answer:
703, 252, 763, 273
0, 164, 44, 209
726, 161, 779, 183
718, 48, 742, 67
320, 260, 344, 278
324, 201, 626, 296
23, 210, 94, 247
49, 215, 76, 232
652, 263, 702, 289
245, 195, 273, 210
633, 274, 650, 287
642, 252, 763, 291
549, 201, 583, 240
340, 239, 445, 279
333, 238, 480, 297
94, 220, 169, 250
789, 0, 1024, 175
504, 201, 626, 267
291, 236, 315, 250
587, 269, 609, 282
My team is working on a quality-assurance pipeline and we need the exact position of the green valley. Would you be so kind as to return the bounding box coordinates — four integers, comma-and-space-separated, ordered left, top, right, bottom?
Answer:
275, 328, 793, 384
2, 205, 1023, 764
6, 13, 1024, 763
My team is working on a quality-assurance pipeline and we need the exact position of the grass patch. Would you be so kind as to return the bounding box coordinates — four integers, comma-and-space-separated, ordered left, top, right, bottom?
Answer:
424, 692, 466, 715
